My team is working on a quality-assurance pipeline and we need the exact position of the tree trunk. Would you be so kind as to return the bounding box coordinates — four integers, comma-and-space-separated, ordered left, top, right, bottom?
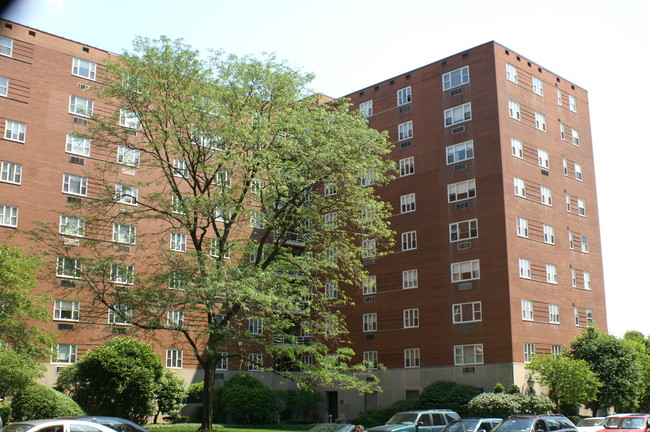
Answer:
199, 363, 216, 432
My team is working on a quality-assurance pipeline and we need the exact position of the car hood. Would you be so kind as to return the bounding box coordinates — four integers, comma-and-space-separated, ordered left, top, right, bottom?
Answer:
369, 425, 413, 432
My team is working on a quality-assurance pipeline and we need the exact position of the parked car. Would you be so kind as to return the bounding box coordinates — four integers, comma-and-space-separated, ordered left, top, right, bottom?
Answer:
492, 414, 577, 432
0, 419, 119, 432
443, 418, 502, 432
601, 415, 650, 431
576, 418, 605, 432
601, 414, 649, 430
307, 424, 357, 432
367, 410, 460, 432
60, 417, 147, 432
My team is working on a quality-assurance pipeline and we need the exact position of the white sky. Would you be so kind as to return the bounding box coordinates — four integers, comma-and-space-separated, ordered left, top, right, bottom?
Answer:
3, 0, 649, 338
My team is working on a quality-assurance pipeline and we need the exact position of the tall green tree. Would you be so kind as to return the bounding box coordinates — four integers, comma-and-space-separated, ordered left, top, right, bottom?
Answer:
525, 354, 600, 414
623, 331, 650, 412
46, 37, 394, 431
570, 327, 643, 412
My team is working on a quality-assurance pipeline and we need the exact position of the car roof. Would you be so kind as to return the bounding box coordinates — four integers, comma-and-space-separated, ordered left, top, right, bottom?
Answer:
4, 420, 117, 431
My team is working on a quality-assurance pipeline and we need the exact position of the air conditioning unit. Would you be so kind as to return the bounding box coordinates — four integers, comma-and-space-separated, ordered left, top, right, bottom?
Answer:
450, 88, 463, 96
363, 296, 375, 303
69, 155, 85, 165
67, 196, 82, 204
451, 126, 465, 134
72, 117, 88, 125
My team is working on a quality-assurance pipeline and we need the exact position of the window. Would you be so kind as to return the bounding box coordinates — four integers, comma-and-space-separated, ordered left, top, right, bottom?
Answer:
552, 345, 563, 357
1, 161, 22, 184
506, 63, 518, 83
363, 351, 378, 369
363, 313, 377, 332
0, 204, 18, 227
65, 134, 91, 156
115, 184, 138, 205
446, 140, 474, 164
569, 231, 574, 249
404, 348, 420, 368
398, 121, 413, 141
511, 138, 523, 158
117, 146, 140, 167
546, 264, 558, 284
581, 235, 589, 253
560, 123, 566, 140
168, 271, 187, 290
167, 310, 184, 329
403, 308, 419, 328
324, 183, 337, 196
359, 100, 373, 117
54, 300, 80, 321
516, 217, 528, 238
448, 179, 476, 202
172, 159, 188, 178
62, 174, 88, 196
451, 259, 480, 282
362, 239, 376, 259
249, 318, 263, 334
397, 86, 412, 106
112, 223, 136, 244
402, 269, 418, 289
362, 275, 377, 295
0, 76, 8, 97
586, 309, 594, 326
522, 300, 533, 321
454, 344, 484, 365
216, 352, 228, 370
449, 219, 478, 242
110, 263, 134, 285
575, 164, 583, 181
400, 193, 416, 213
557, 89, 562, 106
72, 57, 97, 80
250, 211, 264, 228
541, 186, 552, 206
563, 158, 569, 176
399, 156, 415, 177
401, 230, 417, 251
532, 77, 544, 96
172, 194, 185, 214
5, 120, 26, 142
535, 112, 546, 131
549, 304, 560, 324
0, 36, 13, 57
543, 224, 555, 244
166, 349, 183, 368
577, 199, 586, 216
248, 353, 263, 371
574, 307, 580, 326
119, 109, 140, 129
108, 304, 132, 325
53, 344, 77, 364
572, 129, 580, 146
444, 102, 472, 127
59, 214, 85, 237
360, 170, 375, 186
508, 100, 520, 120
519, 258, 531, 279
452, 301, 482, 323
572, 269, 577, 288
170, 232, 187, 252
56, 256, 82, 279
324, 212, 338, 230
325, 281, 338, 299
442, 66, 470, 90
514, 177, 526, 197
584, 272, 591, 290
524, 343, 535, 363
325, 247, 337, 264
566, 194, 572, 212
569, 95, 577, 112
69, 95, 93, 117
538, 149, 549, 168
210, 238, 230, 259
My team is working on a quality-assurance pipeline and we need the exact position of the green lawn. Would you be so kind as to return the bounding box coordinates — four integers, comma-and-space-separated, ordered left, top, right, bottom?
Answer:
147, 424, 313, 432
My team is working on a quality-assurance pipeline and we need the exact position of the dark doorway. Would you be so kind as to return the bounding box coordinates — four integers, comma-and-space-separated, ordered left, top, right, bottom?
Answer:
326, 391, 339, 421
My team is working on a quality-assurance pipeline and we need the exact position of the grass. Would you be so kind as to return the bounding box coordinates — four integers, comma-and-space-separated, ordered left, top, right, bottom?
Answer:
147, 424, 314, 432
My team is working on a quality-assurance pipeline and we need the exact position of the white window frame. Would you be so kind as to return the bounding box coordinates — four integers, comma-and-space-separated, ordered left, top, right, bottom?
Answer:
398, 121, 413, 141
249, 317, 263, 335
362, 275, 377, 295
454, 344, 484, 365
108, 304, 132, 325
508, 100, 521, 120
569, 231, 574, 249
575, 164, 583, 181
52, 344, 77, 364
403, 308, 419, 328
0, 36, 14, 57
173, 159, 189, 178
62, 173, 88, 196
541, 186, 552, 206
324, 183, 337, 197
363, 313, 377, 332
397, 86, 412, 106
248, 353, 263, 371
362, 239, 376, 259
572, 128, 580, 146
359, 100, 373, 117
581, 235, 589, 253
117, 146, 140, 167
324, 212, 338, 230
401, 230, 417, 251
167, 310, 184, 329
72, 57, 97, 80
516, 217, 528, 238
586, 309, 594, 326
506, 63, 518, 83
69, 95, 94, 117
557, 89, 563, 106
399, 156, 415, 177
444, 102, 472, 127
449, 218, 478, 243
538, 148, 549, 168
519, 258, 531, 279
59, 214, 85, 237
560, 123, 566, 140
216, 352, 228, 370
584, 272, 591, 290
0, 76, 8, 97
514, 177, 526, 198
452, 301, 482, 324
115, 183, 138, 206
1, 161, 22, 184
563, 158, 569, 176
574, 307, 580, 326
363, 351, 378, 369
577, 198, 586, 216
522, 300, 533, 321
119, 109, 140, 129
524, 343, 536, 363
511, 138, 523, 158
165, 349, 183, 369
170, 232, 187, 252
549, 304, 560, 324
400, 193, 416, 213
0, 204, 18, 227
325, 281, 338, 299
572, 269, 577, 288
112, 223, 136, 245
54, 300, 80, 321
56, 256, 82, 279
5, 119, 26, 142
402, 269, 418, 289
543, 224, 555, 244
66, 134, 91, 156
535, 112, 546, 132
569, 95, 577, 112
446, 140, 474, 164
110, 263, 134, 285
532, 76, 544, 96
566, 194, 572, 212
451, 259, 480, 282
404, 348, 420, 368
448, 179, 476, 203
546, 264, 558, 284
442, 66, 470, 90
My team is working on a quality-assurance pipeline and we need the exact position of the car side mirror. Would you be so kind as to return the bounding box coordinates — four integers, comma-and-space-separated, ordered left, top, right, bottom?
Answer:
417, 422, 425, 427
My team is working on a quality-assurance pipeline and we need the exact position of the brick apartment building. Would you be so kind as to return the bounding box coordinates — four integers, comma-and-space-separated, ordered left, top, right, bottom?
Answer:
0, 19, 605, 420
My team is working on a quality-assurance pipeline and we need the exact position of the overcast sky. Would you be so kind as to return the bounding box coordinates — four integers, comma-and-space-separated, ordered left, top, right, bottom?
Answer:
3, 0, 649, 338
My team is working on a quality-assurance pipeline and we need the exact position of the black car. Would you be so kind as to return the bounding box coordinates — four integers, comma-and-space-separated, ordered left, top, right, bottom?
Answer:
493, 414, 577, 432
61, 417, 148, 432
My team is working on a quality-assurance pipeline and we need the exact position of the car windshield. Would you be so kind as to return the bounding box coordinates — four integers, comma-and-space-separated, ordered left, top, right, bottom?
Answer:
0, 425, 36, 432
496, 419, 533, 432
578, 420, 604, 427
387, 414, 419, 425
446, 420, 479, 432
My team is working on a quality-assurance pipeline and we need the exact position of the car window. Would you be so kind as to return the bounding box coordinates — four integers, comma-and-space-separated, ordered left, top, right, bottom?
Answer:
480, 422, 494, 431
419, 415, 433, 426
389, 414, 418, 425
1, 425, 36, 432
497, 419, 534, 432
432, 414, 445, 426
39, 426, 64, 432
534, 421, 547, 432
619, 419, 645, 429
69, 426, 105, 432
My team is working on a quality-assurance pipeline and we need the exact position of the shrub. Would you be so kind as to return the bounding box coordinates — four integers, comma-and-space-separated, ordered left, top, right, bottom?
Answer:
467, 393, 522, 418
11, 382, 84, 420
521, 395, 556, 414
0, 401, 11, 423
213, 374, 280, 423
506, 384, 521, 395
419, 380, 482, 417
277, 388, 323, 422
493, 383, 506, 393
